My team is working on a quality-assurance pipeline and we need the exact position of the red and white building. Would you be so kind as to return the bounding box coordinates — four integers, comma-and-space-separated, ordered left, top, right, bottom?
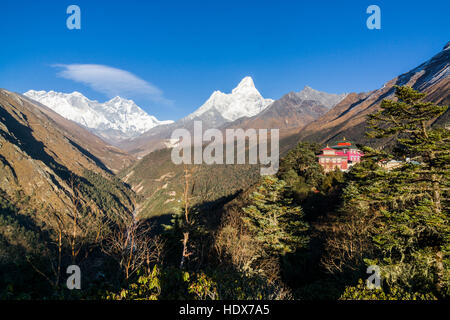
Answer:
317, 138, 364, 172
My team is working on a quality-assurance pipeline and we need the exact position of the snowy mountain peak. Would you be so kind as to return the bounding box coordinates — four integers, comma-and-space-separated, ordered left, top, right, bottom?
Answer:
232, 76, 256, 93
188, 76, 273, 122
295, 86, 347, 109
109, 96, 126, 102
23, 90, 173, 144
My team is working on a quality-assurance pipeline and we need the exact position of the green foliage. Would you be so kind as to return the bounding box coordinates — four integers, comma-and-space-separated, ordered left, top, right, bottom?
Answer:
340, 279, 437, 300
104, 263, 293, 300
120, 147, 260, 219
277, 142, 344, 222
351, 85, 450, 297
280, 86, 449, 300
242, 176, 309, 256
105, 265, 218, 300
0, 191, 52, 299
2, 85, 448, 301
208, 268, 291, 300
105, 265, 162, 300
77, 169, 135, 223
269, 143, 346, 297
186, 272, 219, 300
278, 142, 325, 198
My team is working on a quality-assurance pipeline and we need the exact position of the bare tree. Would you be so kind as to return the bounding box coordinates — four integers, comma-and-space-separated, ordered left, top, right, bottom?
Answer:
320, 206, 379, 275
27, 177, 110, 288
66, 176, 109, 264
102, 216, 163, 281
27, 208, 67, 289
179, 165, 197, 269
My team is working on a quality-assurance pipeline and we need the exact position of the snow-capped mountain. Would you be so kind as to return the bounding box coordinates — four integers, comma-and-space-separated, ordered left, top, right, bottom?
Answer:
187, 76, 273, 122
223, 86, 347, 132
119, 76, 274, 156
23, 90, 173, 144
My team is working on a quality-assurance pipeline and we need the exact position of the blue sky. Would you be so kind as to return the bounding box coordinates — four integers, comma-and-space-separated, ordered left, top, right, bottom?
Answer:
1, 0, 449, 121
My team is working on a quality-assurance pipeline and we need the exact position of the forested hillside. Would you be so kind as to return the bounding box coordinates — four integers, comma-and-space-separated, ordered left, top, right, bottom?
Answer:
102, 86, 449, 300
120, 147, 261, 219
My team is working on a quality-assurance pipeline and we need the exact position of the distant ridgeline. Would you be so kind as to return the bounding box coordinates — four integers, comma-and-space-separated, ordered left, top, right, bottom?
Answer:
317, 138, 364, 172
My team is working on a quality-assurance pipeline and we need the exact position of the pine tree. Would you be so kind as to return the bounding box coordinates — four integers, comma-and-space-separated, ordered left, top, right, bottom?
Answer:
367, 85, 448, 214
364, 85, 449, 296
278, 142, 324, 190
242, 176, 309, 256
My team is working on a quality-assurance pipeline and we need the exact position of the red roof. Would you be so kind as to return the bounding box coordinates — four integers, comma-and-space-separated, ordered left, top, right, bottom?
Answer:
317, 155, 347, 158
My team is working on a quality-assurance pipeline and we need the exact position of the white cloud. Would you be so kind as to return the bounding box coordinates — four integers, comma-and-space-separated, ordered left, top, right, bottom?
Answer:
53, 64, 173, 105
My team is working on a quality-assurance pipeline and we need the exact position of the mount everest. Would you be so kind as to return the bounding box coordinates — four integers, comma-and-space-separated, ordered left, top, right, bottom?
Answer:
23, 90, 173, 144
